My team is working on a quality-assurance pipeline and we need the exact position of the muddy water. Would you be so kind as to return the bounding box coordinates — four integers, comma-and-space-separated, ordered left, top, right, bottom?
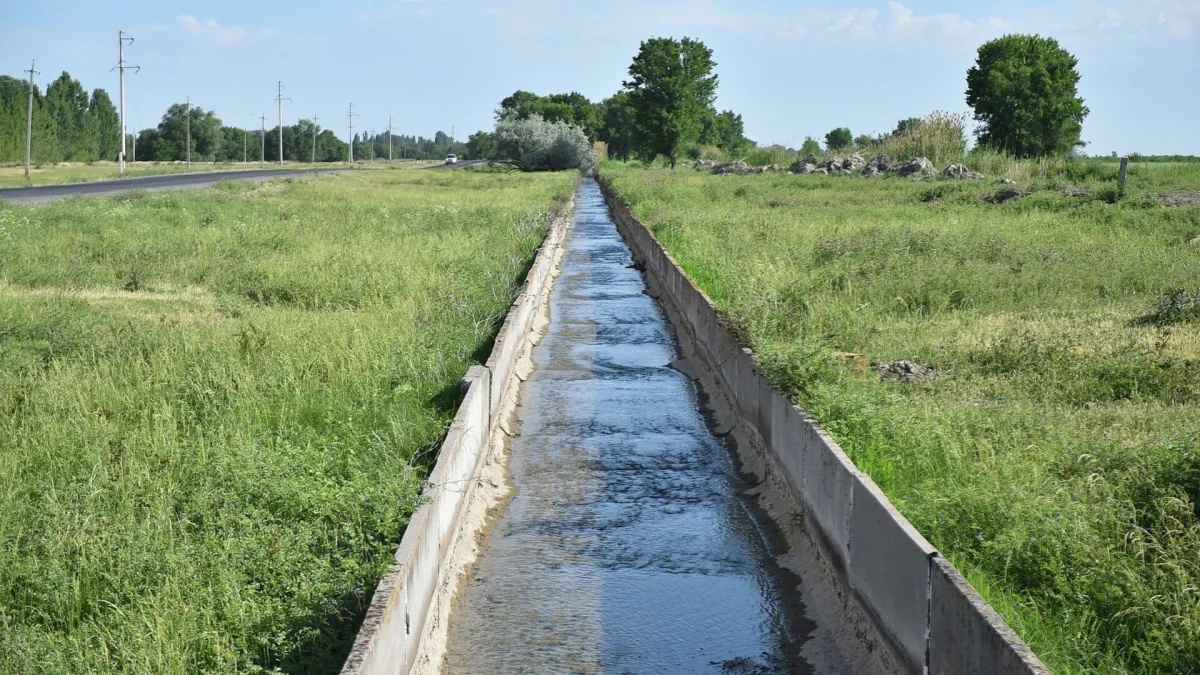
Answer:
444, 179, 825, 674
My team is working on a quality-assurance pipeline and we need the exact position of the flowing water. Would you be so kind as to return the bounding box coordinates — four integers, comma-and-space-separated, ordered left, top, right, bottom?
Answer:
444, 179, 841, 674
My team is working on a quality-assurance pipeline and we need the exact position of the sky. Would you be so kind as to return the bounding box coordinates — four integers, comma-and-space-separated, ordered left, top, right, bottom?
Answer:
2, 0, 1198, 155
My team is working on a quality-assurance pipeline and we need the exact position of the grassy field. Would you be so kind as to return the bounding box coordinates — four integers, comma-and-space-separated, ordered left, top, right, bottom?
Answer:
0, 160, 435, 188
0, 169, 574, 672
604, 161, 1200, 675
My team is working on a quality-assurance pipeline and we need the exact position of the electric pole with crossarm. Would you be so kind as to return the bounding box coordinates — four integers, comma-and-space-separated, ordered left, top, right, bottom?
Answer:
275, 81, 291, 166
347, 103, 358, 163
23, 60, 39, 182
311, 115, 319, 164
113, 31, 139, 174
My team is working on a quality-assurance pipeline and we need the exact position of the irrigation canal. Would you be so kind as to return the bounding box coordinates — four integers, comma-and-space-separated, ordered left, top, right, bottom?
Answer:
442, 180, 876, 674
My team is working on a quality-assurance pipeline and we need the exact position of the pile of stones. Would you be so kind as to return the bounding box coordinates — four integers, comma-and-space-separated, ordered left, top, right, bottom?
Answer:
694, 153, 994, 181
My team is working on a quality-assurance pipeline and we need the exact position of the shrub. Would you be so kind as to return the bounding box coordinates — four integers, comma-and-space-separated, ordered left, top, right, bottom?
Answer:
874, 111, 967, 167
495, 114, 596, 172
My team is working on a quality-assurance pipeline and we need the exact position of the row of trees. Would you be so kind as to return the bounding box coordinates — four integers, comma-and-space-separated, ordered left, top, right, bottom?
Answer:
472, 40, 752, 169
1, 70, 469, 165
0, 72, 120, 163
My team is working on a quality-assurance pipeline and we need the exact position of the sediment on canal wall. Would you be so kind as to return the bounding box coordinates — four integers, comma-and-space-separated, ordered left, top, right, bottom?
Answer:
340, 192, 575, 675
597, 177, 1050, 675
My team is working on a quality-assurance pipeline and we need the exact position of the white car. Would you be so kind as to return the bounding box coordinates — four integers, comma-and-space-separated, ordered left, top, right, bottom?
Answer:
445, 154, 458, 165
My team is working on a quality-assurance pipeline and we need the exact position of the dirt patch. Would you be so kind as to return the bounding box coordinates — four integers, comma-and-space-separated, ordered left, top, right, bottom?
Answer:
872, 360, 937, 383
1160, 190, 1200, 207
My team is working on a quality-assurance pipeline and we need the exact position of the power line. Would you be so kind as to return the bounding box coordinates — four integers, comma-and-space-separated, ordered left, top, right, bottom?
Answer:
311, 115, 319, 164
259, 111, 267, 168
112, 30, 140, 174
275, 81, 291, 166
347, 102, 358, 163
23, 60, 39, 182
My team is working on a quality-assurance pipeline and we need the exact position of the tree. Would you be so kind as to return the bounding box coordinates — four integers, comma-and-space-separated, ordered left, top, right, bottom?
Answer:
624, 36, 718, 168
44, 72, 89, 161
495, 114, 594, 172
153, 103, 223, 161
799, 137, 821, 157
496, 90, 542, 120
701, 110, 748, 153
466, 131, 498, 160
825, 127, 852, 152
892, 117, 922, 136
966, 34, 1088, 157
598, 92, 635, 162
85, 89, 119, 161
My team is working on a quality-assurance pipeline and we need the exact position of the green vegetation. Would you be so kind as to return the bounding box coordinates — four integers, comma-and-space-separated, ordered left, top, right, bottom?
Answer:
0, 161, 344, 189
966, 34, 1088, 157
625, 37, 719, 169
603, 161, 1200, 675
824, 127, 852, 152
0, 169, 575, 673
0, 71, 119, 164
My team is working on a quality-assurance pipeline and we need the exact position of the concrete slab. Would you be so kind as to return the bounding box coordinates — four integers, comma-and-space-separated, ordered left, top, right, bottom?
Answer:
801, 424, 856, 576
770, 401, 807, 493
929, 557, 1051, 675
849, 474, 937, 674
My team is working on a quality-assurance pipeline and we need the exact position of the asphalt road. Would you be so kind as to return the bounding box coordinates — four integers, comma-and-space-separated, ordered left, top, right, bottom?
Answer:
420, 159, 489, 170
0, 168, 343, 205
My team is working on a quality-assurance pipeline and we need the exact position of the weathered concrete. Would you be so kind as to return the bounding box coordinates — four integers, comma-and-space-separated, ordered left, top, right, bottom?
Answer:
597, 175, 1049, 675
849, 474, 937, 673
929, 558, 1052, 675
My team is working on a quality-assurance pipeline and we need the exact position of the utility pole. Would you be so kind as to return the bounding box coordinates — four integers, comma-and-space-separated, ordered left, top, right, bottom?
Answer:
347, 102, 358, 163
311, 115, 319, 164
388, 115, 393, 162
23, 60, 39, 182
370, 129, 375, 163
275, 81, 290, 166
131, 133, 136, 163
185, 96, 191, 171
259, 112, 266, 168
113, 31, 139, 174
243, 127, 248, 163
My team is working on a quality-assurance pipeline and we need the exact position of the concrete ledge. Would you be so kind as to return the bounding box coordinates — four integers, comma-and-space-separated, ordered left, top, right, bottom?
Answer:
596, 175, 1047, 675
850, 474, 937, 673
929, 558, 1051, 675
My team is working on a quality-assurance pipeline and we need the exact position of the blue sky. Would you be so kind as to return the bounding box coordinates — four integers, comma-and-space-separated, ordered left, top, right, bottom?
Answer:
3, 0, 1198, 154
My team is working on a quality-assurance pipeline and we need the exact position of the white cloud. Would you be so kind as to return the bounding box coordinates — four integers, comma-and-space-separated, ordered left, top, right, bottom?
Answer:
649, 0, 806, 40
177, 15, 250, 43
886, 2, 1007, 38
824, 9, 880, 41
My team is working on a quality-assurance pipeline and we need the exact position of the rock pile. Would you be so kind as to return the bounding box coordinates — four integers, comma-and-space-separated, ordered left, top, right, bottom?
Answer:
942, 163, 984, 180
872, 360, 937, 383
861, 154, 893, 177
898, 157, 935, 178
709, 161, 787, 175
696, 153, 990, 182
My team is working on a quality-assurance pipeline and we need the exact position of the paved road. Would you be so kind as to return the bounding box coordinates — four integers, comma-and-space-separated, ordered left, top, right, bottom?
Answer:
420, 159, 489, 170
0, 168, 343, 205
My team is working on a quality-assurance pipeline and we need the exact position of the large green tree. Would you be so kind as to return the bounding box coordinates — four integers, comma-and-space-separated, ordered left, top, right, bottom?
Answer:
84, 89, 119, 161
700, 109, 748, 153
598, 92, 635, 162
966, 34, 1088, 157
624, 37, 718, 168
825, 127, 852, 151
466, 130, 498, 160
155, 103, 223, 161
44, 72, 89, 161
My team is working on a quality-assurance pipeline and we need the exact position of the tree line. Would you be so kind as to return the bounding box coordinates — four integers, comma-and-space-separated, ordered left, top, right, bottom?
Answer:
0, 72, 119, 163
468, 37, 753, 169
1, 70, 469, 165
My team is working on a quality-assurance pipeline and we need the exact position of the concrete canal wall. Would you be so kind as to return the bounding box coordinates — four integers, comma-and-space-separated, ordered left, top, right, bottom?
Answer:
597, 177, 1050, 675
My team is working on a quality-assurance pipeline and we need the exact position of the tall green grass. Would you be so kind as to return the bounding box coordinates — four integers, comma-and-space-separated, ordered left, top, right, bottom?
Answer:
604, 163, 1200, 675
0, 170, 574, 673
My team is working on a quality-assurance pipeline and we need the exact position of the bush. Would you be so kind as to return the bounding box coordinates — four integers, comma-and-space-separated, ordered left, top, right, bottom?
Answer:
495, 114, 596, 173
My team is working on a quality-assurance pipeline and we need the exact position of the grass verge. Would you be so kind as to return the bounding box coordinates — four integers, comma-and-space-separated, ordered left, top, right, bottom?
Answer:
603, 160, 1200, 675
0, 169, 574, 673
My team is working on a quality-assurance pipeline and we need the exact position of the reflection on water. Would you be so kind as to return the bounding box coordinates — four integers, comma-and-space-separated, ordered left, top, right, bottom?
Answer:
445, 179, 815, 674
